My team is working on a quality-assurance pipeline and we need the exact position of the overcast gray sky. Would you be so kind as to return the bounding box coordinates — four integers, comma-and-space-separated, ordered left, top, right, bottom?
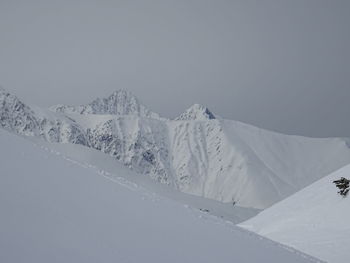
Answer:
0, 0, 349, 137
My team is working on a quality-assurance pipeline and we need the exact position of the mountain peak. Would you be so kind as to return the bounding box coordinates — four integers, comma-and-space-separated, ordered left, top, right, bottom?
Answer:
51, 89, 160, 119
175, 104, 216, 121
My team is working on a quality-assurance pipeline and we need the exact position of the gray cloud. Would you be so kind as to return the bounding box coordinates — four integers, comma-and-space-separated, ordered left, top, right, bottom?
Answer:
0, 0, 349, 137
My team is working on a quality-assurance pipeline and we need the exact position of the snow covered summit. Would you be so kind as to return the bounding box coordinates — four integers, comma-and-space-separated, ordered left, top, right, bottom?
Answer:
51, 89, 160, 119
175, 103, 216, 120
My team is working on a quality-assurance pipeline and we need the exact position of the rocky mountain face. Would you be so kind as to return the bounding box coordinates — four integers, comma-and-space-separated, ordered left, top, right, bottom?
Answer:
0, 88, 88, 145
87, 116, 172, 185
51, 90, 160, 119
2, 87, 350, 209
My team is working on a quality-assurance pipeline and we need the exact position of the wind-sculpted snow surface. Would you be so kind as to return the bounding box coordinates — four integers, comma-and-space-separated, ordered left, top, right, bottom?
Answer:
0, 129, 320, 263
2, 87, 350, 209
239, 164, 350, 263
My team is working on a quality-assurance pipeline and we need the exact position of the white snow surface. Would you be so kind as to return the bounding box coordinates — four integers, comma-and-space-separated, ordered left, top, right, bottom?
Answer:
64, 111, 350, 209
33, 138, 260, 224
0, 129, 321, 263
239, 164, 350, 263
3, 87, 350, 209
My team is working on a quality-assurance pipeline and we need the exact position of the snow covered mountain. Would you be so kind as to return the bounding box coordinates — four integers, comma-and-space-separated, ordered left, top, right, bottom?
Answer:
175, 103, 217, 120
0, 88, 88, 145
64, 110, 350, 209
2, 87, 350, 209
167, 119, 350, 208
87, 116, 172, 184
239, 163, 350, 263
51, 89, 160, 119
0, 128, 321, 263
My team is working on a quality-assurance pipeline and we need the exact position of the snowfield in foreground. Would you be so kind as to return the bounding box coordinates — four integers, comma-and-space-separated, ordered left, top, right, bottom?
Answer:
239, 164, 350, 263
0, 129, 319, 263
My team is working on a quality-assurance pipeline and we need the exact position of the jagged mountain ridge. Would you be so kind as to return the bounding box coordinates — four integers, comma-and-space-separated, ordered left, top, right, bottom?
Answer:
2, 87, 350, 209
51, 90, 160, 119
0, 88, 88, 145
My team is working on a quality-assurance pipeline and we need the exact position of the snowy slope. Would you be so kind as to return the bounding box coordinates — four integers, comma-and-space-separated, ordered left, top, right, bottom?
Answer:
2, 87, 350, 209
167, 119, 350, 208
63, 109, 350, 209
0, 129, 320, 263
239, 164, 350, 263
33, 138, 260, 223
